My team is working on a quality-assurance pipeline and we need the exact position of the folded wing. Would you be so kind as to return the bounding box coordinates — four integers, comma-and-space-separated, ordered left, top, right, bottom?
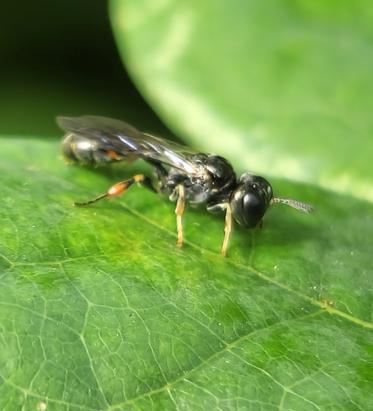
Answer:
57, 115, 198, 174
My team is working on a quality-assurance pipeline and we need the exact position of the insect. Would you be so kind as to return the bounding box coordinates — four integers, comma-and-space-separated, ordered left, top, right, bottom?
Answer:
58, 115, 313, 256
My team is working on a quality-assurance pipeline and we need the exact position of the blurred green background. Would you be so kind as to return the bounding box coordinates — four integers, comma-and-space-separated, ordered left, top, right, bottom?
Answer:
0, 0, 170, 137
110, 0, 373, 202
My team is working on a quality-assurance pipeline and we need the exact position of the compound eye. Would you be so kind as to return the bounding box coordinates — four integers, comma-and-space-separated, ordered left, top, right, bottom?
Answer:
243, 193, 266, 226
230, 183, 271, 228
244, 192, 260, 208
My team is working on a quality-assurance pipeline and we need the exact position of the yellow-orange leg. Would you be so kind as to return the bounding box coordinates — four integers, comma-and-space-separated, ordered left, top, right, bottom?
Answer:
175, 185, 185, 248
221, 204, 232, 257
74, 174, 146, 206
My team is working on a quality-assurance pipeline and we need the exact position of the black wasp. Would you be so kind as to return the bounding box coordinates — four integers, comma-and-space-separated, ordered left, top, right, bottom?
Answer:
58, 116, 313, 256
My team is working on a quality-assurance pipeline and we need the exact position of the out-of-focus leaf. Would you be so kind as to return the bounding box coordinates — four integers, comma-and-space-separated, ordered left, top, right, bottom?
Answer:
110, 0, 373, 202
0, 138, 372, 410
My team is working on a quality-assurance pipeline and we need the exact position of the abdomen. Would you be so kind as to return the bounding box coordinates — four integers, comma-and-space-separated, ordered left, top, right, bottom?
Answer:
61, 132, 135, 165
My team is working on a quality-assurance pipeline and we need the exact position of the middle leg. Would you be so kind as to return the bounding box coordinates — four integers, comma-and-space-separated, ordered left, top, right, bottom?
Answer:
175, 184, 185, 248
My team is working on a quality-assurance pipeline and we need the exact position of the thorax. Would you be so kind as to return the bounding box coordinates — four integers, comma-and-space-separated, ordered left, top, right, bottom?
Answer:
164, 153, 237, 205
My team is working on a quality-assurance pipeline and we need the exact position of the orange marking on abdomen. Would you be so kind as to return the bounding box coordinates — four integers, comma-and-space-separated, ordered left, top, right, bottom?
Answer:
106, 150, 121, 160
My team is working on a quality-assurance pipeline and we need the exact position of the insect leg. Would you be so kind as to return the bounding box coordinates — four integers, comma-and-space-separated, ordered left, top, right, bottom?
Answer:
221, 204, 232, 257
74, 174, 150, 206
146, 159, 168, 191
175, 184, 185, 248
139, 176, 158, 193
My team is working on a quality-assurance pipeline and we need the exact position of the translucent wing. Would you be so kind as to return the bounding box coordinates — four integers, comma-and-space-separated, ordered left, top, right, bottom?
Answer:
57, 115, 198, 174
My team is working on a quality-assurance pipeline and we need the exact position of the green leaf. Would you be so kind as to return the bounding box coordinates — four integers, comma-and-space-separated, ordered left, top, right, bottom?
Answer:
0, 138, 372, 410
110, 0, 373, 202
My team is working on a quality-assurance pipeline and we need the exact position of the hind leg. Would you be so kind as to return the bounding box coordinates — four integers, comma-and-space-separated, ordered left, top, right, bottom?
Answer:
74, 174, 155, 206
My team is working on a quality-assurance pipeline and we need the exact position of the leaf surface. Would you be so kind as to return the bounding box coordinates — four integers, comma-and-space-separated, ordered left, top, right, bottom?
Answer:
0, 138, 372, 410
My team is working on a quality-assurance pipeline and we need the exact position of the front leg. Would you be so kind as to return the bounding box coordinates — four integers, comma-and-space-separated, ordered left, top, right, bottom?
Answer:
175, 184, 185, 248
221, 203, 232, 257
207, 201, 232, 257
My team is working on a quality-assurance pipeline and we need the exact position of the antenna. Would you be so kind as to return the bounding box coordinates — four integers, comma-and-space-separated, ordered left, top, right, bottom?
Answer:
272, 197, 314, 213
